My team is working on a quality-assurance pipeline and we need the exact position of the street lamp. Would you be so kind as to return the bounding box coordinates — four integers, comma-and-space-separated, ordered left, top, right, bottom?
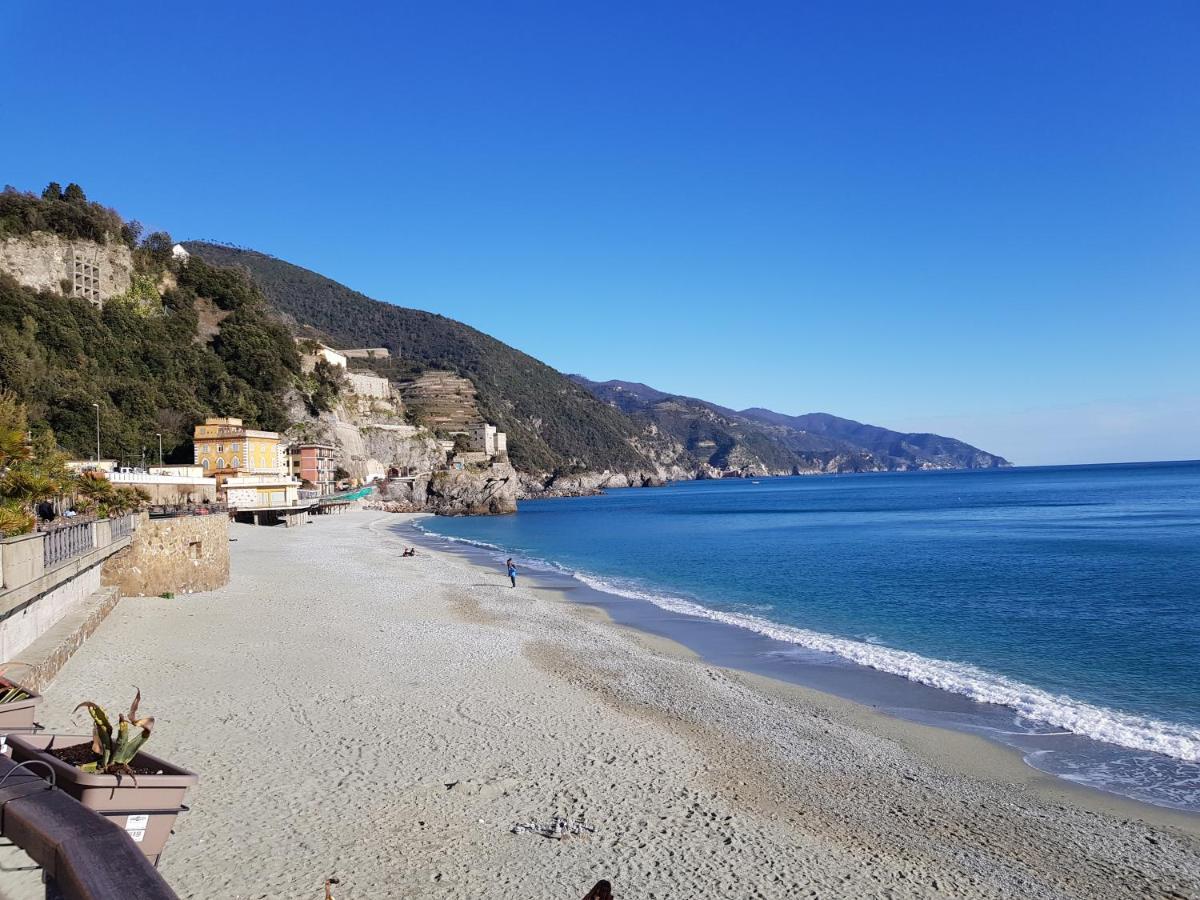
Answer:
156, 433, 163, 467
92, 403, 100, 464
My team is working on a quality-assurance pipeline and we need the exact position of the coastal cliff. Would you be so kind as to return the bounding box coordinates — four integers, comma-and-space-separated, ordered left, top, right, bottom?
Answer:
571, 377, 1011, 476
286, 389, 517, 515
0, 184, 1010, 519
185, 242, 1011, 491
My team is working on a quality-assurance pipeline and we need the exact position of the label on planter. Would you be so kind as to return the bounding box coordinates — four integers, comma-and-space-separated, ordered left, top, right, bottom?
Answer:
126, 814, 149, 842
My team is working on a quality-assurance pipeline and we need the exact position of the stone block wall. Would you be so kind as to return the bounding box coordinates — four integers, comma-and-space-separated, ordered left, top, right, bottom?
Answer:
102, 513, 229, 597
0, 232, 133, 304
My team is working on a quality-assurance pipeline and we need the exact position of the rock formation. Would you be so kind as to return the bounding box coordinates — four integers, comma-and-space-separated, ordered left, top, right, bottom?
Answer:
0, 232, 132, 305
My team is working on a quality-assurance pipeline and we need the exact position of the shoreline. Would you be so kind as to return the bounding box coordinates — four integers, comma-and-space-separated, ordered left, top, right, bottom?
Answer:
404, 515, 1200, 833
1, 510, 1196, 898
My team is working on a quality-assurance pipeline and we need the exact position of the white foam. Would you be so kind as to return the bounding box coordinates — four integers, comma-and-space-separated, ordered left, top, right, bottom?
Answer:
414, 524, 1200, 764
569, 572, 1200, 763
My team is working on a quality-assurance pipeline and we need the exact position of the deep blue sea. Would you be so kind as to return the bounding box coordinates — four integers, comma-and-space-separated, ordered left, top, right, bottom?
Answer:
416, 462, 1200, 810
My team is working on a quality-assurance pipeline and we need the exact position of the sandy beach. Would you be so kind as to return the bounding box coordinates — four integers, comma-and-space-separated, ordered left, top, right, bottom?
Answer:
2, 509, 1198, 899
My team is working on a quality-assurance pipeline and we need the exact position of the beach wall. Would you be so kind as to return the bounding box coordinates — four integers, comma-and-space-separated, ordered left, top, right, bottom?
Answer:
102, 513, 229, 596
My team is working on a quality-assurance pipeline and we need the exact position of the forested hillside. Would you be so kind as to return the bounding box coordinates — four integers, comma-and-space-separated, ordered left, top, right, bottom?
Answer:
185, 242, 657, 474
0, 188, 301, 463
572, 377, 1010, 473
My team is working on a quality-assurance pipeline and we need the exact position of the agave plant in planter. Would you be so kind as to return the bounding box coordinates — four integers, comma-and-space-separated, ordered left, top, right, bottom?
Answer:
0, 667, 42, 735
72, 692, 155, 778
7, 690, 198, 862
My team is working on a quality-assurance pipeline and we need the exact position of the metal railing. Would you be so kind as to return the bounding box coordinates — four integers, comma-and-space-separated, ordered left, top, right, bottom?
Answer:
146, 503, 227, 519
42, 521, 94, 570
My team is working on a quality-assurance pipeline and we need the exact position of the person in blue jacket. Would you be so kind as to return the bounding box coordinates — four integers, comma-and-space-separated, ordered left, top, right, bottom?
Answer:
506, 558, 517, 588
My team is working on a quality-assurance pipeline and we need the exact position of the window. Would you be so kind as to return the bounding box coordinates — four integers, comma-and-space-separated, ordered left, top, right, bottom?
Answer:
230, 442, 240, 454
232, 456, 241, 468
201, 459, 209, 470
216, 457, 225, 469
217, 444, 224, 453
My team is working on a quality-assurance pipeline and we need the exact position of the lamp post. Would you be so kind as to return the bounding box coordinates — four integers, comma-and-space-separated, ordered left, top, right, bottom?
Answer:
156, 433, 163, 467
92, 403, 100, 464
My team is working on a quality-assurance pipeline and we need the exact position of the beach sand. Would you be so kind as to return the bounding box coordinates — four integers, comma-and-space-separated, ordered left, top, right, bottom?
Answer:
1, 510, 1197, 899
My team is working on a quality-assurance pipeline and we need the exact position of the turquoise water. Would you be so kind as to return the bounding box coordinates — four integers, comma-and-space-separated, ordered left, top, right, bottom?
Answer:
418, 462, 1200, 808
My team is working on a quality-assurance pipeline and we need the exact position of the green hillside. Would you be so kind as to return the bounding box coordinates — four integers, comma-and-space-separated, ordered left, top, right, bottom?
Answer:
0, 187, 301, 463
572, 376, 1010, 472
184, 242, 655, 474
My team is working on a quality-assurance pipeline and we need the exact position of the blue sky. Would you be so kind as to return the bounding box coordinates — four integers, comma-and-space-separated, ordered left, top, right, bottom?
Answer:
3, 2, 1197, 465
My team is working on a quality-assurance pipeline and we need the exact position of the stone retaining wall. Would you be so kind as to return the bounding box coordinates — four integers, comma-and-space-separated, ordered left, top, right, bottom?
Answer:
102, 513, 229, 596
0, 232, 133, 304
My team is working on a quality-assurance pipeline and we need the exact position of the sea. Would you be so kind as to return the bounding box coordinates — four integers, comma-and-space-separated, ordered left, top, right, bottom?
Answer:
411, 462, 1200, 812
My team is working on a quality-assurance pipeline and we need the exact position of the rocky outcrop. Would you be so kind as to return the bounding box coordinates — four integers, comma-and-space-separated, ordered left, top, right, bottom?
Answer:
286, 390, 518, 515
0, 232, 132, 305
517, 468, 669, 499
286, 391, 445, 484
379, 461, 518, 515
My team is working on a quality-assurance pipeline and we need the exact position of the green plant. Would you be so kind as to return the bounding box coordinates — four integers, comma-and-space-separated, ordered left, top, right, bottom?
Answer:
0, 500, 34, 536
73, 690, 154, 778
1, 469, 58, 507
109, 274, 163, 317
0, 668, 30, 704
0, 390, 31, 467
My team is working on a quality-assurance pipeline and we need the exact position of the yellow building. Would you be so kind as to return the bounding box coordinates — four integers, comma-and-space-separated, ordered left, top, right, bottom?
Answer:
192, 417, 286, 484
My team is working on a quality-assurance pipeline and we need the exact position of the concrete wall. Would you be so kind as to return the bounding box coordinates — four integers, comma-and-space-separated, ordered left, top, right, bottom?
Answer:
108, 472, 218, 504
102, 513, 229, 597
346, 372, 391, 399
0, 232, 133, 304
0, 565, 102, 662
0, 523, 132, 664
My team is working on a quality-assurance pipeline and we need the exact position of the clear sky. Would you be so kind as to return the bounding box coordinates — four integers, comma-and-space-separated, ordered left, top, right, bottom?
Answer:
3, 2, 1197, 465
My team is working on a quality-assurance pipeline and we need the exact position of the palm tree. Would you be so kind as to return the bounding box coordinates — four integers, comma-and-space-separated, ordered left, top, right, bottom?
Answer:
0, 469, 59, 520
0, 391, 31, 470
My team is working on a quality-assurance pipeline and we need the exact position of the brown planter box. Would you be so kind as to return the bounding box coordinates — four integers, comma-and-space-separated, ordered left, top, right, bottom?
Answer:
7, 733, 198, 862
0, 676, 41, 734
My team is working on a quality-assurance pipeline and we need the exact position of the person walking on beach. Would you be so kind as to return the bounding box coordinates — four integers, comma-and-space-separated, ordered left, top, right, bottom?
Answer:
507, 558, 517, 588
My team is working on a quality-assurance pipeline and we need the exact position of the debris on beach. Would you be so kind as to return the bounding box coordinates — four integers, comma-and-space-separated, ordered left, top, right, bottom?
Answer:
510, 815, 595, 840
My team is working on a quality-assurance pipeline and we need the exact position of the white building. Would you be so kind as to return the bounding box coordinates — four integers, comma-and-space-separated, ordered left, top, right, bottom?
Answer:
299, 342, 348, 373
221, 473, 302, 509
107, 468, 217, 504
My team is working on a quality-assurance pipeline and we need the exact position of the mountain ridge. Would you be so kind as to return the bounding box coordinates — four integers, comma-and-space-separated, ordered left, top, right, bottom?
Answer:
182, 241, 1009, 481
570, 376, 1010, 475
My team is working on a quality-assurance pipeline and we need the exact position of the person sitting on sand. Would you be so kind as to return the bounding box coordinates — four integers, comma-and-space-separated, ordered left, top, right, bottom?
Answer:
506, 558, 517, 588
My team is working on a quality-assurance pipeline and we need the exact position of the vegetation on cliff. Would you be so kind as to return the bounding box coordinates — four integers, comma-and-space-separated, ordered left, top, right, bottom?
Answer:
0, 184, 141, 248
0, 186, 300, 465
184, 243, 654, 474
0, 391, 148, 536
